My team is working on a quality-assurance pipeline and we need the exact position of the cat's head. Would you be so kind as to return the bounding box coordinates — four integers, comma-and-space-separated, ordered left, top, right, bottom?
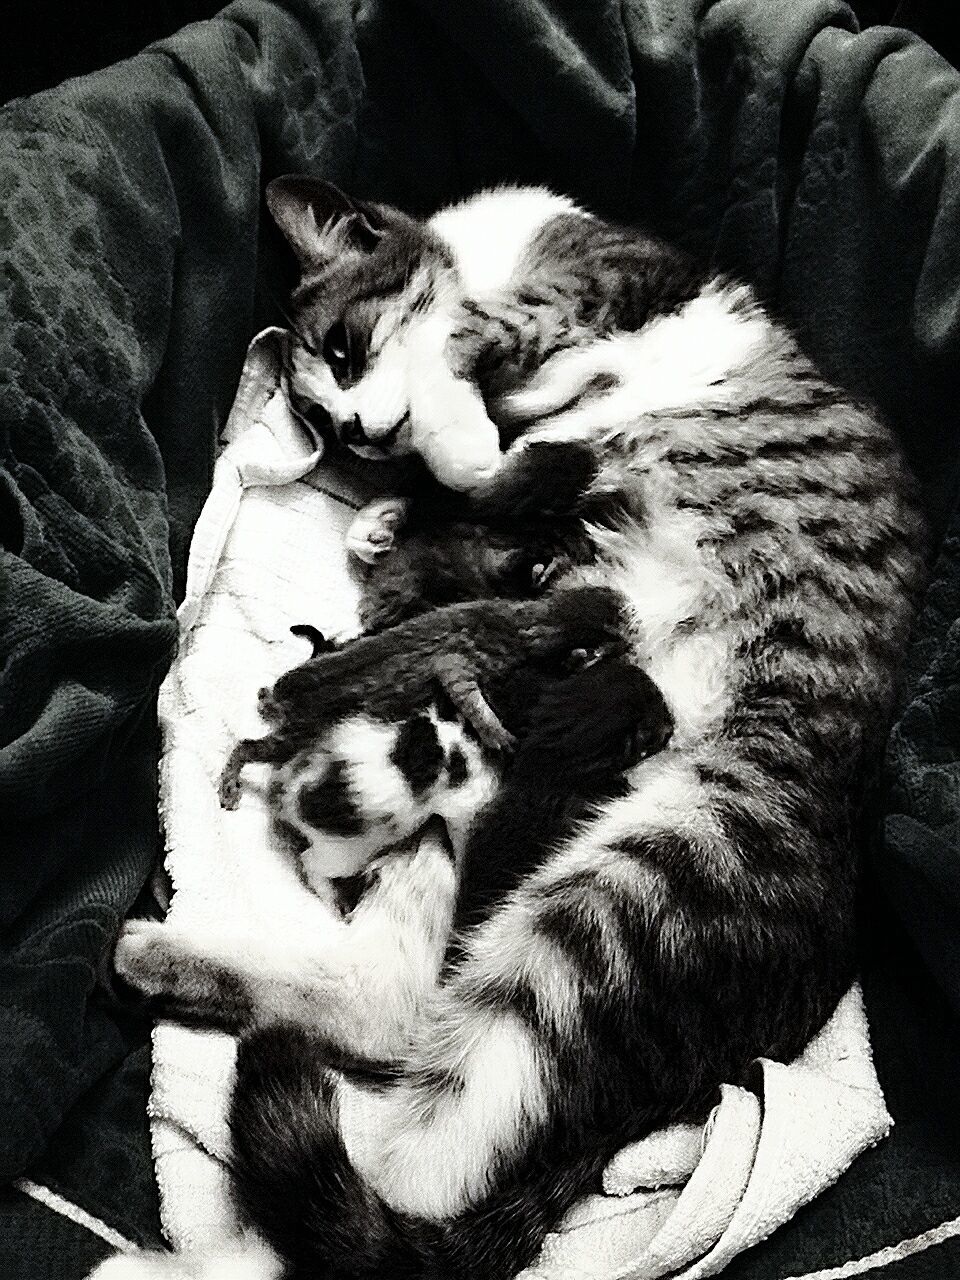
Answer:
267, 176, 449, 460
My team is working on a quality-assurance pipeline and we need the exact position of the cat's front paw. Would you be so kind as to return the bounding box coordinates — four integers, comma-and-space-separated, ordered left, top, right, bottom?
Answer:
409, 380, 503, 491
346, 497, 410, 565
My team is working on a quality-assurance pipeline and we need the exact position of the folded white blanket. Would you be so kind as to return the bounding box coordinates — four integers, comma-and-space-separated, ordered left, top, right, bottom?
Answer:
145, 331, 892, 1277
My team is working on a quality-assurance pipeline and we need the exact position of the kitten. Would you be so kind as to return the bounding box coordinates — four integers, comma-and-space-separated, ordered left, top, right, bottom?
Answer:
342, 436, 599, 634
114, 639, 667, 1047
218, 584, 668, 885
115, 181, 929, 1280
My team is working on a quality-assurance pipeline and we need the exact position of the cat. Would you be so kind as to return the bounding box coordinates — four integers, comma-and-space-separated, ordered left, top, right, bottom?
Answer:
101, 179, 928, 1280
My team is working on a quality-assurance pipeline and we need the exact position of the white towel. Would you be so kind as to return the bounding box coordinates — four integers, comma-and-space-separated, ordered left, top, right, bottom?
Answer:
146, 330, 893, 1277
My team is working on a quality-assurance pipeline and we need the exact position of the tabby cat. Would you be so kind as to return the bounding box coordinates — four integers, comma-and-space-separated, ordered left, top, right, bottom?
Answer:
102, 179, 927, 1280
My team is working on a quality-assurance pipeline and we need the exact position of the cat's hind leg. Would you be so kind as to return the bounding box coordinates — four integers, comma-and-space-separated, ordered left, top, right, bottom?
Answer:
219, 736, 285, 810
113, 820, 458, 1052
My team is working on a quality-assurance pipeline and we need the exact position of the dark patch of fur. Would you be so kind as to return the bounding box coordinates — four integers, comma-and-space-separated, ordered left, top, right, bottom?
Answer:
231, 1026, 432, 1274
450, 656, 673, 944
447, 745, 469, 788
390, 713, 445, 795
298, 760, 364, 836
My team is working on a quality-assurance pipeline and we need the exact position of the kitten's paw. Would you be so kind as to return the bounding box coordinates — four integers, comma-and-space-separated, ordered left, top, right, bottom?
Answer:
531, 555, 570, 592
256, 684, 280, 722
434, 659, 517, 752
346, 497, 410, 565
218, 767, 242, 811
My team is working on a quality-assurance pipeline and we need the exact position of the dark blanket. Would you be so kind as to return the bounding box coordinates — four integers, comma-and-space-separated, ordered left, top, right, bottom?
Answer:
2, 0, 960, 1275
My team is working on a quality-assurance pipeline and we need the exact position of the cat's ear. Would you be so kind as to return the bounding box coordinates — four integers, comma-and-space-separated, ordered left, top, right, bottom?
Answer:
266, 176, 389, 266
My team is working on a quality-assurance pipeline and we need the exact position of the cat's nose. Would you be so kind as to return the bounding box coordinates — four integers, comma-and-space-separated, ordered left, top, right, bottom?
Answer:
342, 415, 367, 446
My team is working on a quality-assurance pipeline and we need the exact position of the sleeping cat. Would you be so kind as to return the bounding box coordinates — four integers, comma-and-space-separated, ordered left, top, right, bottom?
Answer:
99, 180, 928, 1280
341, 434, 599, 633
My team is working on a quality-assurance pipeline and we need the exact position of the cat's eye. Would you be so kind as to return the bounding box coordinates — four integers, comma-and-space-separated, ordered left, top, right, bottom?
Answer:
323, 321, 353, 383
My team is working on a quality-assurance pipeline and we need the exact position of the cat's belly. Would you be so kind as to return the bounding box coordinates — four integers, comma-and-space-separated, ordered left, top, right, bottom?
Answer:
579, 511, 735, 746
641, 629, 733, 747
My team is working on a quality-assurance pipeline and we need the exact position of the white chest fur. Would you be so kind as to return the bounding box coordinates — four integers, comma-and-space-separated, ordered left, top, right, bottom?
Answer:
429, 187, 579, 295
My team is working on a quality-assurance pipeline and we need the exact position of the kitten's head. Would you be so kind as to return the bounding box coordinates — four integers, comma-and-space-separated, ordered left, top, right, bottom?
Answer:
267, 176, 449, 459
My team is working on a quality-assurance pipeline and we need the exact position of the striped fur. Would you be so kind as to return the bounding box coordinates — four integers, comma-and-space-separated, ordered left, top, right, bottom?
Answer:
222, 184, 929, 1278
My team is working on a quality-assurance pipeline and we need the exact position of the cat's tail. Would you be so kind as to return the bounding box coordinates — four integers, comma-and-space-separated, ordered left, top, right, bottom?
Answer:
229, 1022, 611, 1280
227, 768, 845, 1280
230, 1026, 433, 1276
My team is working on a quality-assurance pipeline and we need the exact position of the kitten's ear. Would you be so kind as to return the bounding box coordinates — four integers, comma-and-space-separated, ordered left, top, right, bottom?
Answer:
266, 176, 389, 266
